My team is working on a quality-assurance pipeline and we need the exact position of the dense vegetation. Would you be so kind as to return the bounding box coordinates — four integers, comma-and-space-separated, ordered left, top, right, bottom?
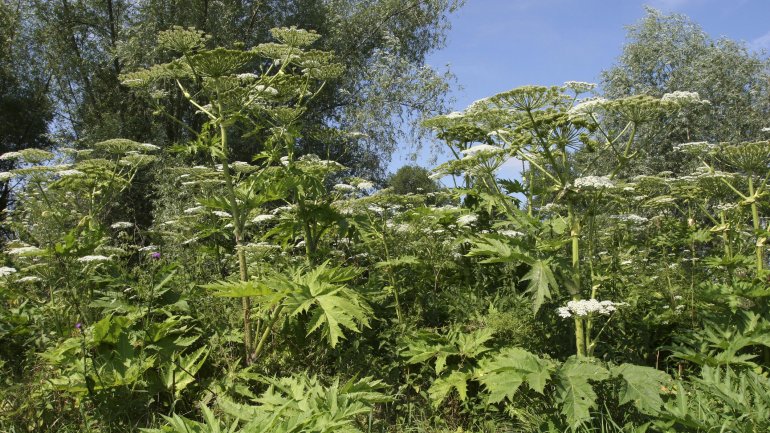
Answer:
1, 5, 770, 433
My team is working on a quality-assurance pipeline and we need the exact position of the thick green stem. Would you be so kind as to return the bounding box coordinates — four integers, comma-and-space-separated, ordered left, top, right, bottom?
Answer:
252, 304, 284, 362
568, 204, 586, 357
219, 119, 252, 363
748, 177, 764, 273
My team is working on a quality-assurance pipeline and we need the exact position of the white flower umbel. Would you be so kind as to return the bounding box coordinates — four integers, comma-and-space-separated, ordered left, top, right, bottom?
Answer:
500, 229, 524, 238
457, 214, 478, 226
183, 206, 206, 214
0, 266, 17, 277
460, 144, 502, 159
567, 97, 608, 119
573, 175, 614, 189
77, 255, 111, 263
333, 183, 356, 192
357, 181, 374, 191
212, 211, 232, 218
252, 214, 275, 224
563, 81, 597, 93
661, 91, 705, 105
110, 221, 134, 229
57, 169, 85, 177
557, 299, 627, 318
8, 246, 43, 256
17, 276, 41, 283
612, 214, 648, 224
762, 127, 770, 132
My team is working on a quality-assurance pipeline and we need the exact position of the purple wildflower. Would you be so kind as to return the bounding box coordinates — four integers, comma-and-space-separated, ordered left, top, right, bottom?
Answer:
75, 322, 82, 331
151, 252, 161, 260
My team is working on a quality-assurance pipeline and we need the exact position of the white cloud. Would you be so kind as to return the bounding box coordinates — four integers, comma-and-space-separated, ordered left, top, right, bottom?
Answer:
749, 30, 770, 52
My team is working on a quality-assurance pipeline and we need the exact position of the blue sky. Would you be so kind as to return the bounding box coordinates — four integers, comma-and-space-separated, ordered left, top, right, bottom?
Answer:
388, 0, 770, 173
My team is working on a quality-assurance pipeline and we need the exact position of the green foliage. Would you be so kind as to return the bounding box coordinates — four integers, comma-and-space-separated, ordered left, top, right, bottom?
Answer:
3, 6, 770, 433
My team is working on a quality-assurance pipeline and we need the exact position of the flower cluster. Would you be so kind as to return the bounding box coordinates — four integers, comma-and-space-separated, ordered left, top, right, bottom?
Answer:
457, 214, 478, 226
661, 91, 706, 105
110, 221, 134, 229
573, 175, 614, 189
557, 299, 627, 318
77, 255, 111, 263
460, 144, 503, 159
567, 97, 608, 118
252, 214, 275, 224
0, 266, 17, 277
563, 81, 596, 93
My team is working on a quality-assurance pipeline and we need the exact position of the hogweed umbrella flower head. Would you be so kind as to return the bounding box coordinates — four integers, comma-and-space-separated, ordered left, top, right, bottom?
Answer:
8, 246, 43, 257
77, 255, 111, 263
661, 90, 708, 105
110, 221, 134, 229
557, 299, 627, 318
460, 144, 503, 159
457, 214, 478, 226
563, 81, 596, 94
573, 175, 614, 190
567, 97, 608, 119
252, 214, 276, 224
0, 266, 17, 277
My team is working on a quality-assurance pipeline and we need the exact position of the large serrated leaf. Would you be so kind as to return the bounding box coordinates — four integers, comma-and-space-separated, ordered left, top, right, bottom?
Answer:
428, 371, 471, 408
521, 259, 559, 312
556, 358, 610, 429
611, 363, 670, 414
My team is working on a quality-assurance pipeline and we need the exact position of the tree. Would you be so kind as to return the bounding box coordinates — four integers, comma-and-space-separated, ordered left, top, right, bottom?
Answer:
387, 164, 438, 194
599, 7, 770, 175
0, 2, 52, 221
27, 0, 461, 178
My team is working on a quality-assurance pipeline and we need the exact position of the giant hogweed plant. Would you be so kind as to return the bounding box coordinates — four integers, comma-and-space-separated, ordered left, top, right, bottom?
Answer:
425, 84, 709, 357
119, 27, 375, 365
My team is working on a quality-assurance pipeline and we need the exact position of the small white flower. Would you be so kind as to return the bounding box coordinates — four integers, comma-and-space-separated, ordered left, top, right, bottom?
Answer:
17, 276, 41, 283
271, 205, 295, 214
0, 151, 22, 160
500, 229, 523, 237
237, 73, 259, 80
0, 266, 17, 277
460, 144, 502, 158
568, 97, 608, 118
574, 175, 614, 189
77, 255, 111, 263
457, 214, 478, 226
8, 246, 43, 256
110, 221, 134, 229
254, 85, 278, 96
212, 211, 232, 218
183, 206, 206, 214
333, 183, 356, 192
138, 143, 160, 151
138, 245, 158, 252
57, 169, 85, 177
563, 81, 597, 93
661, 91, 705, 104
357, 181, 374, 191
367, 205, 384, 214
557, 299, 627, 319
252, 214, 275, 224
762, 127, 770, 132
